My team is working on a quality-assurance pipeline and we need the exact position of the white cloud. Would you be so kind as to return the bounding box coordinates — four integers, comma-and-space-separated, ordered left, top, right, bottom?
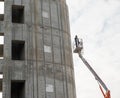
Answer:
67, 0, 120, 98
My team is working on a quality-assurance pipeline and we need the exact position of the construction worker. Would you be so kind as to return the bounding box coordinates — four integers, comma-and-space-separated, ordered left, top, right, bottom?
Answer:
74, 35, 79, 47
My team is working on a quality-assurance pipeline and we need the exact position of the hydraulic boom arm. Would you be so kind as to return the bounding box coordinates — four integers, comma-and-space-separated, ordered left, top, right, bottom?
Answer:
79, 53, 108, 91
78, 53, 110, 98
73, 35, 111, 98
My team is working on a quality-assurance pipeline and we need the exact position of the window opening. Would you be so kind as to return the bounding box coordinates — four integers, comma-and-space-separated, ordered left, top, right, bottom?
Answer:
12, 40, 25, 60
42, 11, 49, 18
46, 84, 54, 92
11, 81, 25, 98
0, 33, 4, 59
12, 5, 24, 23
0, 74, 3, 98
0, 0, 4, 21
44, 45, 51, 53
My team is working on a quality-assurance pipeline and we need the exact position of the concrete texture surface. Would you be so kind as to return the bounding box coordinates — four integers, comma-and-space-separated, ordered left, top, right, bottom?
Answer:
0, 0, 76, 98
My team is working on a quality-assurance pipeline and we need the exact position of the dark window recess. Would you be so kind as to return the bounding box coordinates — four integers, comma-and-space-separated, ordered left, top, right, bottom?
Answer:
0, 44, 3, 59
0, 14, 4, 21
0, 33, 4, 59
11, 81, 25, 98
12, 40, 25, 60
12, 5, 24, 23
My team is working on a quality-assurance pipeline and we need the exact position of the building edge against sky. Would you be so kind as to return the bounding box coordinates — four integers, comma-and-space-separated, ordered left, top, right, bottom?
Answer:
0, 0, 76, 98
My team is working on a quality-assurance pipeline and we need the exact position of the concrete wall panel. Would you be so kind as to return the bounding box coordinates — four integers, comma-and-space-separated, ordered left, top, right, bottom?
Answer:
2, 0, 76, 98
50, 1, 59, 28
53, 47, 61, 64
14, 0, 21, 5
0, 22, 4, 33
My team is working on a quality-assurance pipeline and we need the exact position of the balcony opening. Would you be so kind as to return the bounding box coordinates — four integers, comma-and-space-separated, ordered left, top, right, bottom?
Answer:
0, 74, 3, 98
0, 33, 4, 59
11, 81, 25, 98
12, 40, 25, 60
12, 5, 24, 23
0, 0, 4, 21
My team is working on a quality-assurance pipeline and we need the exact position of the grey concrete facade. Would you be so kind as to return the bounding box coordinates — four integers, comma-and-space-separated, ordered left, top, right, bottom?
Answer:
0, 0, 76, 98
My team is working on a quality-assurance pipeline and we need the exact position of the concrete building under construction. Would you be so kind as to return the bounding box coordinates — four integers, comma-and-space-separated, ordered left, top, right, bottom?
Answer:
0, 0, 76, 98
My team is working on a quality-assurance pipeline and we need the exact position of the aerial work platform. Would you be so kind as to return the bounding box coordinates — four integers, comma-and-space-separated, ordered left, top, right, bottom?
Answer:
73, 35, 111, 98
73, 47, 83, 53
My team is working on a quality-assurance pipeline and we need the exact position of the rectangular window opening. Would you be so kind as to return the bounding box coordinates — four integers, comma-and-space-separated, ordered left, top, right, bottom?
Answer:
12, 5, 24, 23
42, 11, 49, 18
12, 40, 25, 60
11, 81, 25, 98
0, 33, 4, 59
44, 45, 51, 53
0, 0, 4, 21
0, 73, 3, 98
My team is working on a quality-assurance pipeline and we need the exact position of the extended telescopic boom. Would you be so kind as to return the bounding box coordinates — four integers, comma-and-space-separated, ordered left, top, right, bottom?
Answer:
73, 35, 111, 98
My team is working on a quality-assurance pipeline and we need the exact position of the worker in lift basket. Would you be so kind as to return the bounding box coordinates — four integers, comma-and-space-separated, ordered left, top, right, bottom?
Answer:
74, 35, 83, 49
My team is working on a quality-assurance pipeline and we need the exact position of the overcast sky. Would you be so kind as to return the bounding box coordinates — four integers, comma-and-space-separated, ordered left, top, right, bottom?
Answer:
66, 0, 120, 98
0, 0, 120, 98
0, 2, 4, 14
